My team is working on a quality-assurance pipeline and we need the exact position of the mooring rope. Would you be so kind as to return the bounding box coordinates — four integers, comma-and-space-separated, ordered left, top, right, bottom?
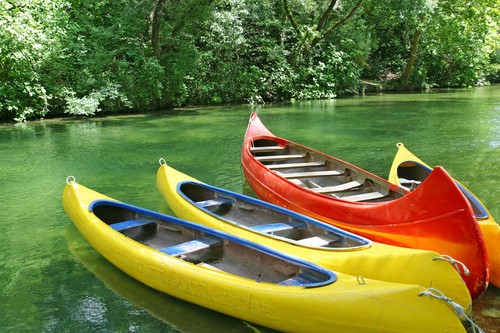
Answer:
418, 287, 484, 333
433, 254, 470, 276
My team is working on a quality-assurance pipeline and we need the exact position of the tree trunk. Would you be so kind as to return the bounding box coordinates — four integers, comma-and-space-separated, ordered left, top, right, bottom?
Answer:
401, 29, 422, 89
150, 0, 166, 57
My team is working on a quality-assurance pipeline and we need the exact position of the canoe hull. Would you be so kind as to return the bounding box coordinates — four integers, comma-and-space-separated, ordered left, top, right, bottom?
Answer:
63, 180, 467, 333
241, 112, 488, 298
389, 142, 500, 288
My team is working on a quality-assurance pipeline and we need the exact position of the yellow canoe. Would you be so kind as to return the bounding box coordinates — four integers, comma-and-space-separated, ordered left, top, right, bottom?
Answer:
63, 177, 471, 333
389, 142, 499, 288
156, 160, 472, 310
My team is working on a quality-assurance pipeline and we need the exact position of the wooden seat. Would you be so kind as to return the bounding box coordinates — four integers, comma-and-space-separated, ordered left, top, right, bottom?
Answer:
250, 146, 284, 153
341, 191, 386, 202
255, 154, 305, 161
196, 197, 233, 208
161, 236, 222, 256
267, 161, 325, 170
399, 178, 421, 190
279, 170, 343, 179
250, 220, 306, 234
310, 180, 363, 193
110, 219, 155, 231
399, 178, 421, 185
296, 234, 341, 247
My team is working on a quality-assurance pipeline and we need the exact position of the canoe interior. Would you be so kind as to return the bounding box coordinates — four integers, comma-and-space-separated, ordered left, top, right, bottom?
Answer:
396, 162, 430, 190
179, 182, 370, 250
396, 161, 487, 218
251, 139, 404, 203
90, 200, 334, 287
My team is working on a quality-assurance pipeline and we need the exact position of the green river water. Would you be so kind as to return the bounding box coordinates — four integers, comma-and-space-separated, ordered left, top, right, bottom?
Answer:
1, 85, 499, 332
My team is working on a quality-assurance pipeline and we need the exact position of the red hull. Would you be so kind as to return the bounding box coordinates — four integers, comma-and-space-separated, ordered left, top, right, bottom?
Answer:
241, 112, 488, 298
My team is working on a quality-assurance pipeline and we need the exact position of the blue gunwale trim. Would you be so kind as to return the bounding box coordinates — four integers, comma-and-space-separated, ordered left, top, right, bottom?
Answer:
89, 199, 336, 288
176, 180, 372, 249
402, 161, 489, 219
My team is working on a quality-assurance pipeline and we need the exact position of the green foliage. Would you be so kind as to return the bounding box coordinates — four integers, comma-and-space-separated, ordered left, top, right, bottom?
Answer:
63, 84, 132, 116
0, 0, 64, 120
1, 0, 498, 121
362, 0, 498, 88
417, 0, 494, 87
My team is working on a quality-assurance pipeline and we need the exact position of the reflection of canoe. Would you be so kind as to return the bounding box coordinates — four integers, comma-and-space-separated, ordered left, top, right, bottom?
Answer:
66, 227, 269, 333
63, 179, 470, 333
157, 161, 471, 309
241, 112, 488, 298
389, 142, 500, 288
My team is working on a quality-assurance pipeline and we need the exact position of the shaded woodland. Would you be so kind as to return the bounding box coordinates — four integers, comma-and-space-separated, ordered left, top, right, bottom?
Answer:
1, 0, 498, 121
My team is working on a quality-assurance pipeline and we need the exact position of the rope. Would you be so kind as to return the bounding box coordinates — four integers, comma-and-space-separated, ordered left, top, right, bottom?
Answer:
159, 157, 167, 166
66, 176, 76, 185
433, 254, 470, 276
418, 288, 484, 333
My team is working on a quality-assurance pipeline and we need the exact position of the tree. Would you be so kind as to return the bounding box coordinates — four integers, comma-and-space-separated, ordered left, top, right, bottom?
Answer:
420, 0, 499, 87
282, 0, 363, 62
362, 0, 497, 88
0, 0, 67, 121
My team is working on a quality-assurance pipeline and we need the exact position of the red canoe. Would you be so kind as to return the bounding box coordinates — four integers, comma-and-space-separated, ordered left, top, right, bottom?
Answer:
241, 112, 489, 298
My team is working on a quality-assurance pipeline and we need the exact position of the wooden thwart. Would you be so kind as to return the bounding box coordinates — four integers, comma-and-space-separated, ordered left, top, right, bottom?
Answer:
196, 197, 233, 208
255, 154, 305, 161
310, 180, 363, 193
267, 161, 325, 170
110, 219, 155, 231
399, 178, 422, 185
250, 146, 284, 153
161, 236, 222, 256
296, 234, 341, 247
279, 170, 343, 179
250, 220, 306, 233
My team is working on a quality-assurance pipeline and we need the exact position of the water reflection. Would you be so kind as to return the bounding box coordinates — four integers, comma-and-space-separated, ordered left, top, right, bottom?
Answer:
76, 296, 107, 325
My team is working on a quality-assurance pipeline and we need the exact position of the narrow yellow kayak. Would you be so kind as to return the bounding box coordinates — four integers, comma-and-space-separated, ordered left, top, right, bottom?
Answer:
156, 160, 473, 310
63, 177, 472, 333
389, 142, 499, 288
